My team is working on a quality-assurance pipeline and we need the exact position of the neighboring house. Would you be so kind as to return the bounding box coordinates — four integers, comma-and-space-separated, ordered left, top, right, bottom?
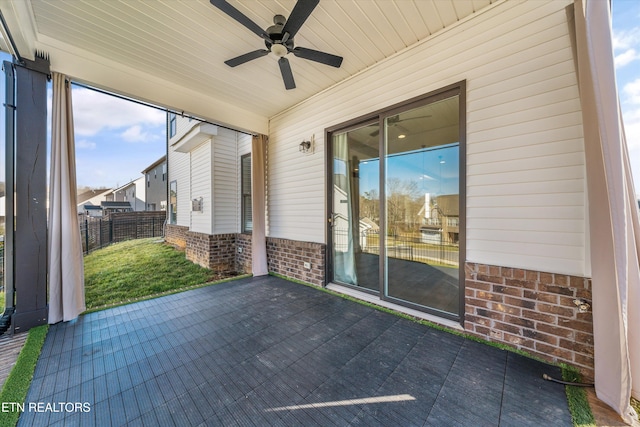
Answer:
76, 188, 111, 216
419, 194, 459, 245
103, 190, 115, 202
100, 201, 133, 216
112, 177, 146, 212
167, 115, 252, 272
82, 205, 103, 218
5, 0, 640, 419
76, 187, 110, 205
141, 155, 167, 211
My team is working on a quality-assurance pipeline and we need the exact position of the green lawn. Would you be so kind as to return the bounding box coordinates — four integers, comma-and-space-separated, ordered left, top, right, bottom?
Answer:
84, 238, 231, 309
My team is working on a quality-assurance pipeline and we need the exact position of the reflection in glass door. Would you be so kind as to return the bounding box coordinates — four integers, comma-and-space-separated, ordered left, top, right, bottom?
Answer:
331, 122, 380, 292
329, 86, 463, 320
384, 96, 460, 316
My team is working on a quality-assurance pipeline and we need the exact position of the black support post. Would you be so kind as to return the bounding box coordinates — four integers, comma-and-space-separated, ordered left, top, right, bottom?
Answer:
10, 55, 50, 333
0, 61, 16, 335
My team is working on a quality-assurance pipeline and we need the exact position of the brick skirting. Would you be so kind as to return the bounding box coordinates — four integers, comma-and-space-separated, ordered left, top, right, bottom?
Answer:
165, 224, 188, 249
165, 226, 252, 274
266, 237, 326, 287
168, 230, 324, 285
186, 232, 236, 273
464, 262, 594, 379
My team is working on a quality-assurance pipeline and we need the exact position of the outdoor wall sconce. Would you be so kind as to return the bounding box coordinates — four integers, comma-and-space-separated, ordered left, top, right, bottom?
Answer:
299, 140, 311, 153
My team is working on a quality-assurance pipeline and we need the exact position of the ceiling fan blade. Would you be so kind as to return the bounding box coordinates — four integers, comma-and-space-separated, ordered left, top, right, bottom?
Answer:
292, 47, 343, 68
282, 0, 319, 39
210, 0, 269, 39
224, 50, 269, 67
278, 57, 296, 90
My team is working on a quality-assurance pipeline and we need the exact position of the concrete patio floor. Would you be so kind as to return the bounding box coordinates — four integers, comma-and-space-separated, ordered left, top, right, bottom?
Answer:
18, 275, 572, 426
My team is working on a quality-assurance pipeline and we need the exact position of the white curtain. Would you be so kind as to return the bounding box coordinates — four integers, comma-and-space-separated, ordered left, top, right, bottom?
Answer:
48, 73, 85, 323
333, 133, 358, 285
574, 0, 640, 423
251, 134, 268, 276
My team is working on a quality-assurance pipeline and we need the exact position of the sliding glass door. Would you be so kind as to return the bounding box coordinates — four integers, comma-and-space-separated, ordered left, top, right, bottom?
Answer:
331, 121, 380, 292
383, 95, 460, 316
329, 84, 464, 320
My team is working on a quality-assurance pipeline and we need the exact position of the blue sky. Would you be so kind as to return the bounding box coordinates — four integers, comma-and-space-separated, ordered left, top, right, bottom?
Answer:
613, 0, 640, 196
0, 50, 166, 190
0, 1, 638, 193
66, 86, 166, 189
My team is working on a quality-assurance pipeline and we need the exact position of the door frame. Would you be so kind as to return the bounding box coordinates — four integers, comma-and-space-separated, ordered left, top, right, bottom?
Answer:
325, 81, 466, 324
325, 116, 380, 297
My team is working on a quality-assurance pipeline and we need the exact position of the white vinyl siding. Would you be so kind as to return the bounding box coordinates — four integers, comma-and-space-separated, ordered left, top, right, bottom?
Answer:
168, 115, 197, 227
169, 115, 199, 143
213, 128, 239, 233
190, 140, 212, 234
268, 0, 586, 276
238, 133, 251, 156
168, 115, 252, 235
168, 149, 190, 227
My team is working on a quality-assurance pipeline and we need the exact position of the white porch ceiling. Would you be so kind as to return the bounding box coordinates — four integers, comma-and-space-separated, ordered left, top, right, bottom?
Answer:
0, 0, 494, 132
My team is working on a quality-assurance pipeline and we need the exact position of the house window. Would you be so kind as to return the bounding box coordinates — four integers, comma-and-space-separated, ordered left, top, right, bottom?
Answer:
162, 164, 166, 181
169, 113, 176, 137
241, 154, 252, 232
169, 180, 177, 224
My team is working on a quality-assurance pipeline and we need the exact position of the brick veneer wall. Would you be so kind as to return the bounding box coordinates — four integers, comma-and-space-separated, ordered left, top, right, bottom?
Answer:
165, 224, 189, 250
236, 233, 252, 273
465, 262, 594, 379
185, 232, 236, 273
266, 237, 326, 287
166, 228, 253, 274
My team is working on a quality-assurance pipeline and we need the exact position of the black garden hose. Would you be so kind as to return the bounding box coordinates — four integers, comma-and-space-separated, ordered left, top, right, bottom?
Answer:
543, 373, 594, 387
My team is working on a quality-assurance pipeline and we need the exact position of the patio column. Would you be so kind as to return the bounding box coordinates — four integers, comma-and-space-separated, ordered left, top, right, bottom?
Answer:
573, 0, 640, 422
7, 55, 50, 333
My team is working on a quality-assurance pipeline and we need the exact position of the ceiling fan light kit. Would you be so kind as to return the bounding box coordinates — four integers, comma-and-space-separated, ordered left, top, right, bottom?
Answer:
210, 0, 343, 90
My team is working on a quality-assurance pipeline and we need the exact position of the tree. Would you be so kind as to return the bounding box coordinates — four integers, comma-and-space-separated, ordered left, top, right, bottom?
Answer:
386, 178, 421, 236
360, 189, 379, 223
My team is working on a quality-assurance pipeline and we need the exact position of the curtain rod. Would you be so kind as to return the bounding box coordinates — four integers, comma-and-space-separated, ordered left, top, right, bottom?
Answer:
69, 80, 252, 136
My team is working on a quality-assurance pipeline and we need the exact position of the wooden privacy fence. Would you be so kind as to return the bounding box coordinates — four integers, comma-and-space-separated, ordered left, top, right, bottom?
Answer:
80, 211, 166, 254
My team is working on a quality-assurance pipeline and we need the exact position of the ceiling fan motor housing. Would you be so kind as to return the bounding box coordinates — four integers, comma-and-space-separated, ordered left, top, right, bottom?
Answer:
265, 15, 294, 52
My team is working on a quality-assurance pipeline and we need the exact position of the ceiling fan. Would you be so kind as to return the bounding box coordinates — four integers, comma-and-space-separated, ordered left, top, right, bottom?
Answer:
210, 0, 343, 90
